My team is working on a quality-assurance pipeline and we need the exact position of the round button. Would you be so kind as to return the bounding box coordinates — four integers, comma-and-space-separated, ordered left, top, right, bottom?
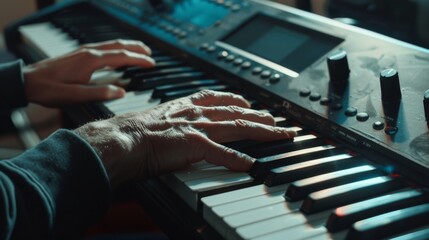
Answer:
231, 4, 241, 11
269, 73, 281, 83
226, 55, 235, 62
384, 126, 398, 135
241, 61, 252, 69
217, 51, 228, 59
373, 121, 385, 130
233, 58, 244, 66
261, 70, 272, 79
320, 97, 331, 105
356, 112, 369, 122
345, 107, 358, 116
206, 46, 216, 52
200, 43, 209, 50
178, 31, 187, 39
309, 92, 321, 101
299, 88, 311, 97
252, 67, 263, 75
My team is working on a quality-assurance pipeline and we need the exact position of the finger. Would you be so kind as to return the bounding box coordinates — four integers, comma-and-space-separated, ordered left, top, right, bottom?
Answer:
193, 119, 297, 143
201, 106, 275, 125
189, 90, 251, 108
202, 140, 255, 171
168, 105, 275, 125
88, 49, 156, 69
51, 84, 125, 104
81, 39, 152, 56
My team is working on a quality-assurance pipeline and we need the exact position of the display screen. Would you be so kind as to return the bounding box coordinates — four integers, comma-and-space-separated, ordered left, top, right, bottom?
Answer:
222, 14, 343, 72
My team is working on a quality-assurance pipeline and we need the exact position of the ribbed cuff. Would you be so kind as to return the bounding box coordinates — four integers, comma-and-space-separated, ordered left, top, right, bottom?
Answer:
0, 60, 28, 111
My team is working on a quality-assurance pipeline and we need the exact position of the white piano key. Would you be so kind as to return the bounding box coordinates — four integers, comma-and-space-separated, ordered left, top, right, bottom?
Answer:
234, 211, 309, 240
161, 171, 253, 211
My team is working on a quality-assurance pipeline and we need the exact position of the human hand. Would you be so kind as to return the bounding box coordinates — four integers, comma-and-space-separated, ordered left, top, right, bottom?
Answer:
23, 39, 155, 107
74, 90, 296, 188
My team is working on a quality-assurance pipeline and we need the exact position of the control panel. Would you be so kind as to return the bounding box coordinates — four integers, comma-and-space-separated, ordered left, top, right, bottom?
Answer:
92, 0, 429, 176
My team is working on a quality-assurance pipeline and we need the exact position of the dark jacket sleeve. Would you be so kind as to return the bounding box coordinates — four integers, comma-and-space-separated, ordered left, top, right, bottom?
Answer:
0, 60, 28, 111
0, 129, 111, 240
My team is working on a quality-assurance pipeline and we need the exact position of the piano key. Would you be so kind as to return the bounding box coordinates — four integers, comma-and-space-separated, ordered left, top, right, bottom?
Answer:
122, 60, 185, 78
265, 155, 367, 186
347, 203, 429, 240
326, 188, 429, 232
202, 183, 289, 238
390, 226, 429, 240
249, 144, 341, 179
285, 165, 384, 201
127, 72, 207, 91
132, 66, 196, 79
161, 170, 254, 211
301, 176, 407, 214
243, 134, 322, 158
152, 79, 220, 98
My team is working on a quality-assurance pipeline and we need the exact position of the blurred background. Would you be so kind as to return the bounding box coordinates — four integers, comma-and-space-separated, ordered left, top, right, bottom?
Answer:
1, 0, 428, 49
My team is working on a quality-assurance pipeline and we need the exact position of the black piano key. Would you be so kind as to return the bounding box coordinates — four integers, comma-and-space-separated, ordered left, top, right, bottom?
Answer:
300, 176, 406, 214
347, 203, 429, 240
123, 60, 185, 78
390, 227, 429, 240
285, 165, 384, 201
152, 79, 220, 98
265, 154, 366, 186
326, 189, 429, 232
127, 72, 206, 91
152, 55, 177, 62
249, 143, 342, 179
132, 67, 196, 79
160, 85, 230, 103
242, 132, 321, 158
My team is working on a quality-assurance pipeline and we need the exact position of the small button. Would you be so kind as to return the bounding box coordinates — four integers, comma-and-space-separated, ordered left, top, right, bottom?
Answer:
233, 58, 243, 66
252, 67, 263, 75
345, 107, 358, 116
331, 102, 343, 110
320, 97, 332, 105
200, 43, 209, 50
261, 70, 272, 79
173, 28, 182, 35
384, 126, 398, 135
218, 51, 228, 59
309, 92, 321, 101
178, 31, 187, 38
206, 46, 216, 52
241, 61, 252, 69
356, 112, 369, 122
269, 73, 281, 83
300, 88, 311, 97
231, 4, 241, 11
226, 55, 235, 62
373, 121, 385, 130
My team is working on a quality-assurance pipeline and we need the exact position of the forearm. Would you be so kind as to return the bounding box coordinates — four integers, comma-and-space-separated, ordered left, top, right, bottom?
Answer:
0, 129, 111, 240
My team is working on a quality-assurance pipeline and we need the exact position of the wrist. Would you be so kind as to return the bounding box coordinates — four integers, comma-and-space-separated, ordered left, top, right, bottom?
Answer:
74, 120, 134, 188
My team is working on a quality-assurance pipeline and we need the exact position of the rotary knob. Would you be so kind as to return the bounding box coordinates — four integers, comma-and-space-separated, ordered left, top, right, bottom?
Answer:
424, 89, 429, 122
327, 50, 350, 85
380, 68, 402, 102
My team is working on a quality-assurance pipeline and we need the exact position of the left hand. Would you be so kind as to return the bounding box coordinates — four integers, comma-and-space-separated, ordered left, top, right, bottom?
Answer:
23, 39, 155, 107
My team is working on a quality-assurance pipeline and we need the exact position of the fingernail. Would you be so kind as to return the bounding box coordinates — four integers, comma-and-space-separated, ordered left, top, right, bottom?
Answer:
107, 86, 125, 98
286, 130, 297, 137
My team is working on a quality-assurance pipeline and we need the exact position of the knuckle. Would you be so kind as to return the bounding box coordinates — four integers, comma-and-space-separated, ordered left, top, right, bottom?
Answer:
227, 105, 244, 114
234, 119, 251, 128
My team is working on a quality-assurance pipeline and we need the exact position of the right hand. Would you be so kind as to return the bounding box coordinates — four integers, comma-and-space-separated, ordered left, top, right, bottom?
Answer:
75, 90, 297, 188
